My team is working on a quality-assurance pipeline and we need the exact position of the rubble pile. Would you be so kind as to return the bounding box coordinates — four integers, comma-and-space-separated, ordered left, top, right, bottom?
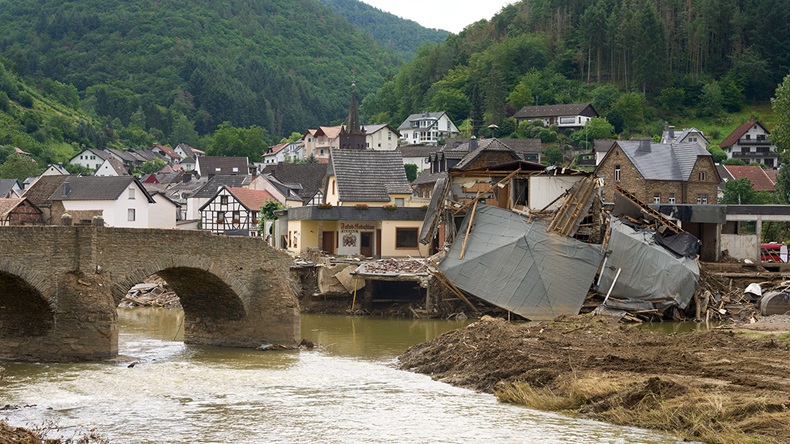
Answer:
119, 278, 181, 308
354, 258, 428, 275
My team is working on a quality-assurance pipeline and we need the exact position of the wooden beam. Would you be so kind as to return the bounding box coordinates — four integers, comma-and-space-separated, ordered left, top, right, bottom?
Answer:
459, 191, 480, 260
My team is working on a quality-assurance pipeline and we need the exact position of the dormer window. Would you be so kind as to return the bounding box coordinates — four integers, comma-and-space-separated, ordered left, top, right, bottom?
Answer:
232, 167, 239, 172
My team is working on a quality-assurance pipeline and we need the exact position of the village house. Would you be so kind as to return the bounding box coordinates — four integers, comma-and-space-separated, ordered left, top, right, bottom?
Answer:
95, 156, 131, 177
0, 179, 22, 198
660, 126, 709, 149
173, 143, 204, 160
716, 164, 776, 200
179, 156, 197, 172
302, 126, 342, 162
397, 111, 459, 146
19, 175, 69, 224
262, 141, 305, 165
397, 145, 434, 174
41, 164, 70, 177
595, 140, 720, 204
0, 197, 44, 226
365, 124, 400, 151
68, 148, 110, 171
281, 149, 428, 257
199, 186, 276, 236
196, 156, 250, 179
719, 119, 779, 168
512, 103, 598, 129
252, 162, 327, 207
593, 139, 616, 165
185, 174, 251, 220
48, 176, 178, 228
151, 144, 183, 163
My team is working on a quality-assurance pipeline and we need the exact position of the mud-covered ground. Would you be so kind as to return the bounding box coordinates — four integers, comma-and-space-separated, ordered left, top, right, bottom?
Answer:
398, 315, 790, 443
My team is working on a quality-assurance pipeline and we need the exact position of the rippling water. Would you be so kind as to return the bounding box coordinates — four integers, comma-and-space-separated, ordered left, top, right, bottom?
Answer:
0, 309, 684, 443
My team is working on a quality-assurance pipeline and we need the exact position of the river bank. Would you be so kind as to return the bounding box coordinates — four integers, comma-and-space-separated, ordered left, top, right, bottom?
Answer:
398, 315, 790, 444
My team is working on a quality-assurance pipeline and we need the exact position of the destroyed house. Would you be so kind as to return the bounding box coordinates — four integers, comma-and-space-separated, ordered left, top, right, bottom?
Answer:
0, 198, 44, 226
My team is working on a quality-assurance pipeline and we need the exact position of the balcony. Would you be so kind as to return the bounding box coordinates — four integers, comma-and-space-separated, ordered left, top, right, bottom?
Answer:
738, 138, 772, 146
732, 151, 777, 158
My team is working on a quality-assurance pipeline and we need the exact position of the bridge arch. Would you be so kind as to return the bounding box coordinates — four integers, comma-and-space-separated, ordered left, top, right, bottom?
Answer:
0, 269, 54, 337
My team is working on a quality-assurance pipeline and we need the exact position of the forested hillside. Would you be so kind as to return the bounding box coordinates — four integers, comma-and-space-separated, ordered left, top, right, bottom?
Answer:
317, 0, 450, 60
0, 0, 402, 147
361, 0, 790, 139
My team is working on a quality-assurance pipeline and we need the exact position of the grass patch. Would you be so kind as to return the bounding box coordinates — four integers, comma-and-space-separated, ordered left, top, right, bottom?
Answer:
495, 372, 789, 444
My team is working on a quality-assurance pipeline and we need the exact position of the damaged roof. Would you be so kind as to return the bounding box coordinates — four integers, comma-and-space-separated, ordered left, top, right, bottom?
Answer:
439, 204, 604, 320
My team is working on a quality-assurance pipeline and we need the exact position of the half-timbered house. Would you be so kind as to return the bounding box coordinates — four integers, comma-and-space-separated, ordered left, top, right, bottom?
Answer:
0, 198, 44, 226
199, 186, 276, 236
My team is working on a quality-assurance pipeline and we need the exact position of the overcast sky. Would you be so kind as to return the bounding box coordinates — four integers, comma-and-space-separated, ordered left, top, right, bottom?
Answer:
360, 0, 517, 34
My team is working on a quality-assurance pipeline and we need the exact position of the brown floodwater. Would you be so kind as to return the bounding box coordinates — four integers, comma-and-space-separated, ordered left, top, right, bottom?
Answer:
0, 309, 687, 443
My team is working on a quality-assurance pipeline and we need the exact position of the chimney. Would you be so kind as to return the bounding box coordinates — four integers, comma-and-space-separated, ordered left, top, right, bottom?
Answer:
469, 136, 478, 152
183, 172, 192, 183
668, 125, 675, 140
637, 139, 652, 153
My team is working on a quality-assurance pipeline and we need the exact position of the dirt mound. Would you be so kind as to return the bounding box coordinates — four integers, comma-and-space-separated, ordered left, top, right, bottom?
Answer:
398, 315, 790, 443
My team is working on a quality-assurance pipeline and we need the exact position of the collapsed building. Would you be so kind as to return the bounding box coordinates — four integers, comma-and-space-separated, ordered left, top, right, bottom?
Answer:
418, 139, 702, 321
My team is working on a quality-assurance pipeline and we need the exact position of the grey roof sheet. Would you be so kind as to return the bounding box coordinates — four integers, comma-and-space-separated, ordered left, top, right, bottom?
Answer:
513, 103, 596, 119
261, 163, 327, 200
105, 148, 140, 164
398, 145, 436, 158
454, 139, 520, 169
0, 179, 20, 198
616, 141, 711, 181
192, 175, 252, 198
593, 139, 617, 153
412, 171, 447, 186
440, 205, 604, 320
197, 156, 249, 175
329, 149, 412, 202
397, 112, 446, 130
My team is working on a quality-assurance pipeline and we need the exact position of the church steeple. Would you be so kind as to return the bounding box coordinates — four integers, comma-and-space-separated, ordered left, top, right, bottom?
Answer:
340, 74, 367, 150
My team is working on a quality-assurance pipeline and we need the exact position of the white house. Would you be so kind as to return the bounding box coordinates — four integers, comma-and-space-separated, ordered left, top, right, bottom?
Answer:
68, 148, 110, 171
512, 103, 598, 129
95, 157, 131, 177
174, 143, 204, 160
660, 126, 709, 150
397, 145, 434, 174
48, 176, 177, 228
719, 119, 779, 168
199, 186, 276, 235
365, 124, 400, 151
397, 112, 459, 146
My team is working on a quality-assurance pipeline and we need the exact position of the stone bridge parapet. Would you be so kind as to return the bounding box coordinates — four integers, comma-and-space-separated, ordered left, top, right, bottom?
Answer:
0, 226, 299, 361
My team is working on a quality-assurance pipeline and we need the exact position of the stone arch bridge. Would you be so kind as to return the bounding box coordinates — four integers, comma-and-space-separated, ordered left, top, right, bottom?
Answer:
0, 225, 299, 361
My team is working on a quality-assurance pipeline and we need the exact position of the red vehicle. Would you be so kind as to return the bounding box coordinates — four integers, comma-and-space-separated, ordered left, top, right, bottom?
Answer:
760, 242, 788, 263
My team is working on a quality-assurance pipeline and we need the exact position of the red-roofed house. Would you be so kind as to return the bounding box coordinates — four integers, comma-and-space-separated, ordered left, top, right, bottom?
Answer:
199, 186, 276, 235
720, 119, 779, 168
303, 126, 342, 162
717, 164, 776, 200
151, 144, 183, 162
262, 142, 289, 165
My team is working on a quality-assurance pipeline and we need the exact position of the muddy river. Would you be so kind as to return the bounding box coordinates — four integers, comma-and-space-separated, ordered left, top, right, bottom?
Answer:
1, 309, 684, 443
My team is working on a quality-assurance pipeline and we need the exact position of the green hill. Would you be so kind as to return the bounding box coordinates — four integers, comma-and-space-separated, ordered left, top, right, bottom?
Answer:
0, 0, 404, 143
317, 0, 450, 60
361, 0, 790, 140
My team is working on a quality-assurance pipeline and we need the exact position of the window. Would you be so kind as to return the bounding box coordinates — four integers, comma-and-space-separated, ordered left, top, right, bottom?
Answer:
127, 209, 136, 221
232, 167, 239, 172
220, 195, 228, 205
215, 167, 221, 172
653, 193, 660, 204
217, 212, 225, 223
128, 188, 135, 199
614, 165, 621, 182
699, 171, 707, 181
232, 211, 240, 224
697, 194, 708, 204
669, 193, 676, 204
395, 228, 419, 248
395, 198, 404, 207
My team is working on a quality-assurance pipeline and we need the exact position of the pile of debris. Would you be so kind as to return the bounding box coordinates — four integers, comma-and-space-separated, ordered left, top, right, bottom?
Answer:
119, 277, 180, 308
354, 258, 428, 275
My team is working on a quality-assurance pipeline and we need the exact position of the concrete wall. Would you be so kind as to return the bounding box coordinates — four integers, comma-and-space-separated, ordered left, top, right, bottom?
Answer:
721, 233, 760, 262
0, 226, 299, 361
381, 220, 428, 258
